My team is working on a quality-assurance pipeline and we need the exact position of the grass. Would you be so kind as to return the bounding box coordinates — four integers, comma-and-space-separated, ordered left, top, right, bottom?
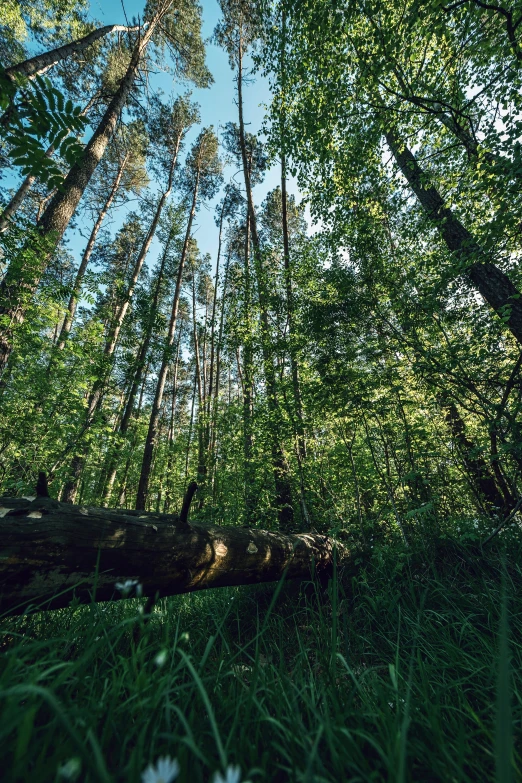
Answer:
0, 535, 521, 782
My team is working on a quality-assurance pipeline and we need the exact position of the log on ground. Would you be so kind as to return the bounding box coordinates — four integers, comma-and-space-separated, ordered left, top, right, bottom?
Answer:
0, 497, 349, 615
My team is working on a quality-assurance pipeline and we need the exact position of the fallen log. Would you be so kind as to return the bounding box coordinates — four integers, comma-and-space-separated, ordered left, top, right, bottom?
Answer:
0, 496, 349, 615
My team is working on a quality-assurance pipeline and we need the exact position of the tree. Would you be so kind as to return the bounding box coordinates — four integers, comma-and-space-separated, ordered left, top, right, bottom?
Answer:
0, 0, 210, 373
216, 0, 295, 527
136, 127, 223, 511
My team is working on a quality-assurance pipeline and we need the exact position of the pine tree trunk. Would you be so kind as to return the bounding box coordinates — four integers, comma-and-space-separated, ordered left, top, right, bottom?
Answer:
3, 24, 142, 83
57, 151, 130, 349
191, 261, 208, 502
136, 172, 200, 510
242, 213, 255, 525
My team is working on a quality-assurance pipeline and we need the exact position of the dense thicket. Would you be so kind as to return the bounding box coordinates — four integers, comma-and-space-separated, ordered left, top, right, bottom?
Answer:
1, 0, 521, 550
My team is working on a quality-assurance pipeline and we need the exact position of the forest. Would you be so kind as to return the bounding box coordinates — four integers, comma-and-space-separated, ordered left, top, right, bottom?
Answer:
0, 0, 521, 780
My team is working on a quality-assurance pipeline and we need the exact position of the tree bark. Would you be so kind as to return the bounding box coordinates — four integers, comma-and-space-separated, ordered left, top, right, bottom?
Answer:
0, 172, 37, 234
0, 495, 347, 616
3, 24, 142, 83
385, 130, 522, 345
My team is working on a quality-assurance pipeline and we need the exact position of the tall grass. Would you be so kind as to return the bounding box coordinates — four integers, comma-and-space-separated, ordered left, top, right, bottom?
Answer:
1, 537, 521, 782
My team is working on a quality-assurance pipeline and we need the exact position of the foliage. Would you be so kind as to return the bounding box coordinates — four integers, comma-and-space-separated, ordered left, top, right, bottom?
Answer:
0, 538, 520, 781
1, 71, 87, 188
0, 0, 521, 777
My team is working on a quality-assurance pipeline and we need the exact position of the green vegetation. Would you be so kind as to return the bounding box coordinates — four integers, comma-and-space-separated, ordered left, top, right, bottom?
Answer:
1, 535, 521, 782
1, 0, 522, 778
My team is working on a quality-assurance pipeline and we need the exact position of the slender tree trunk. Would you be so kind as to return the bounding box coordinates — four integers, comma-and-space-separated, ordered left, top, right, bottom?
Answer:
57, 151, 130, 348
386, 130, 522, 345
241, 213, 255, 525
280, 12, 306, 463
0, 15, 162, 372
281, 153, 306, 454
0, 173, 37, 233
164, 333, 184, 512
105, 154, 178, 356
237, 40, 294, 528
209, 250, 231, 468
207, 203, 225, 412
136, 172, 200, 510
191, 261, 208, 502
184, 368, 198, 483
441, 396, 508, 514
202, 205, 226, 486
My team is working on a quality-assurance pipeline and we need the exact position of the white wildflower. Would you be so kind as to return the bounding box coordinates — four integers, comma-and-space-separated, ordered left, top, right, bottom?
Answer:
57, 757, 81, 780
141, 756, 180, 783
212, 765, 244, 783
154, 649, 168, 667
115, 579, 141, 597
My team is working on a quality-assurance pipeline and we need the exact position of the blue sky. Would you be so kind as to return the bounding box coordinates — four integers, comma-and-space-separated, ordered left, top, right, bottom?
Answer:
67, 0, 303, 267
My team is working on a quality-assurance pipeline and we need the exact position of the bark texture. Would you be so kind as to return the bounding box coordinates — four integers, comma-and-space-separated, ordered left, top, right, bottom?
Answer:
0, 496, 346, 615
3, 24, 140, 82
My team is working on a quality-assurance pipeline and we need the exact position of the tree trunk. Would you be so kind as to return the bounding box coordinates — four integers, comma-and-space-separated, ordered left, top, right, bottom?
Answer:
237, 40, 294, 528
209, 249, 231, 470
0, 18, 160, 372
105, 174, 175, 356
441, 397, 509, 514
242, 213, 255, 525
0, 495, 348, 616
61, 153, 180, 501
191, 262, 208, 501
0, 173, 36, 234
3, 24, 142, 83
135, 172, 200, 510
163, 335, 184, 512
385, 130, 522, 345
57, 150, 130, 349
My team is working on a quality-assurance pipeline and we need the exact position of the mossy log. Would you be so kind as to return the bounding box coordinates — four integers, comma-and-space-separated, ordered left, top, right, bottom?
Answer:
0, 496, 348, 615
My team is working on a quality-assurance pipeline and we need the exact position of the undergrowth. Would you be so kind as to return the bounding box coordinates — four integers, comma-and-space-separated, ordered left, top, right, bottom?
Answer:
0, 536, 520, 782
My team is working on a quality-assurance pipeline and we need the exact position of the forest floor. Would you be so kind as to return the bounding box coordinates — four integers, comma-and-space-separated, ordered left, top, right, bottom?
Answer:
0, 528, 521, 783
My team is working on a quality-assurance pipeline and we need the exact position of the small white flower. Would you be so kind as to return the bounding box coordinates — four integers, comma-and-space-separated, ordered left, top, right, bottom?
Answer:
58, 757, 81, 780
141, 756, 180, 783
115, 579, 140, 597
212, 765, 243, 783
154, 649, 168, 667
